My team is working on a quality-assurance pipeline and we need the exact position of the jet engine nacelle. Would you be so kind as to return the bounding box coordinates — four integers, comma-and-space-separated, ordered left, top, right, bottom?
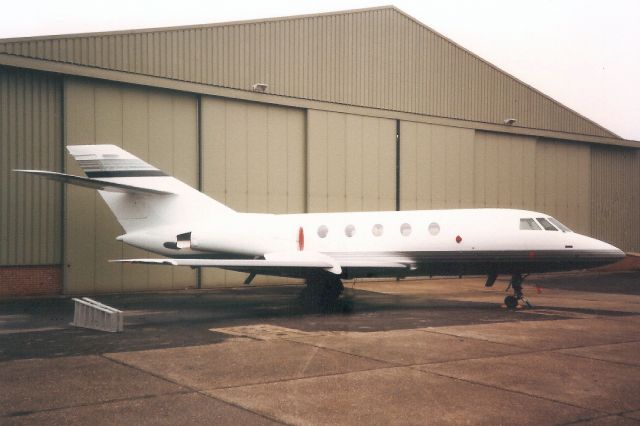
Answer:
185, 217, 296, 256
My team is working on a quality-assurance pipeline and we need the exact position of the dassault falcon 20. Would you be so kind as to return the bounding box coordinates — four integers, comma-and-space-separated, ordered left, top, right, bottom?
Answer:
17, 144, 625, 309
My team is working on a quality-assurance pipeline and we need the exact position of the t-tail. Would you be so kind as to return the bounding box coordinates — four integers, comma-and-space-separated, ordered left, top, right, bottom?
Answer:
16, 144, 234, 233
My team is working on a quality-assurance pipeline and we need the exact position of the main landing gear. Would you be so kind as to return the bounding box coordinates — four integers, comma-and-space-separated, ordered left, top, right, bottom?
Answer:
504, 273, 532, 309
300, 272, 350, 313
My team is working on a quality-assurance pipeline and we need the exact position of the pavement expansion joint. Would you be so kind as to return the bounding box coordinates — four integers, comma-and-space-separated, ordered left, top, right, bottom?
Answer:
104, 353, 290, 425
101, 353, 198, 392
416, 327, 532, 349
522, 309, 598, 319
193, 389, 290, 425
2, 390, 194, 419
557, 414, 627, 426
418, 367, 611, 417
203, 365, 405, 393
553, 341, 640, 368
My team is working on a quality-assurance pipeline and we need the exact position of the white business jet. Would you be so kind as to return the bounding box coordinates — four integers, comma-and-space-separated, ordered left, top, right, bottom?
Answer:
17, 145, 625, 309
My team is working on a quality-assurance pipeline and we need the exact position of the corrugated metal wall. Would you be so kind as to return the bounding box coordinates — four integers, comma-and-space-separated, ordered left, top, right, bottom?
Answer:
307, 110, 396, 213
63, 77, 198, 294
200, 96, 306, 286
399, 128, 593, 236
400, 121, 475, 210
0, 67, 62, 266
472, 132, 537, 211
591, 147, 640, 252
400, 126, 539, 212
535, 139, 591, 235
0, 7, 615, 139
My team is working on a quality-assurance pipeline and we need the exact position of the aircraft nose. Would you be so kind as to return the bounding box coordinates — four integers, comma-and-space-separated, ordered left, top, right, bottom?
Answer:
599, 238, 623, 253
595, 238, 626, 261
611, 246, 626, 260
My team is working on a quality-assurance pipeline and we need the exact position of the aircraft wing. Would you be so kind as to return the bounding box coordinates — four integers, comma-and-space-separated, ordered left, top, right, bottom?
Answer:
14, 170, 175, 196
111, 258, 335, 268
111, 255, 409, 277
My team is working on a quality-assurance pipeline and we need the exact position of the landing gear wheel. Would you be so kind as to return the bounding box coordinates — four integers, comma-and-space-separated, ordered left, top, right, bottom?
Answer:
299, 273, 345, 313
505, 273, 533, 309
504, 295, 518, 309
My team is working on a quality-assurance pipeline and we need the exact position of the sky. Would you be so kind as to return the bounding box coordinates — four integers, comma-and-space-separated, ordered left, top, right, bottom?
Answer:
1, 0, 639, 141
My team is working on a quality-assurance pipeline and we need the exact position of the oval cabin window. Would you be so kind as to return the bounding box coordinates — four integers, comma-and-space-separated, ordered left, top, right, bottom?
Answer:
400, 223, 412, 236
372, 224, 384, 237
345, 224, 356, 237
428, 222, 440, 236
317, 225, 329, 238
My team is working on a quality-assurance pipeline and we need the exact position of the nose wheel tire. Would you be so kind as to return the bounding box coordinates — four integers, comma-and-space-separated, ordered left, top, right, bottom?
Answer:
504, 295, 519, 309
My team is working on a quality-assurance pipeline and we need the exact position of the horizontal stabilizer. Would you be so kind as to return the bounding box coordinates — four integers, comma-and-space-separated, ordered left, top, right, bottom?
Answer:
15, 170, 175, 196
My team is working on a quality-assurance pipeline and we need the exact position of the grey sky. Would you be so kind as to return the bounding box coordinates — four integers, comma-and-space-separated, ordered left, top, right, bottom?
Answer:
2, 0, 638, 141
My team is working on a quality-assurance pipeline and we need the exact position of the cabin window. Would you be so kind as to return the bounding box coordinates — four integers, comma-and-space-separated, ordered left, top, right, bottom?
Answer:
372, 224, 384, 237
400, 223, 412, 236
317, 225, 328, 238
548, 217, 572, 232
428, 222, 440, 236
345, 224, 356, 237
520, 218, 541, 230
536, 218, 558, 231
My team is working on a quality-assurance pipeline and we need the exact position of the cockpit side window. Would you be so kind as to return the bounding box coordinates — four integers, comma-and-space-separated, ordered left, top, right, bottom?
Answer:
520, 218, 541, 230
536, 218, 558, 231
547, 217, 572, 232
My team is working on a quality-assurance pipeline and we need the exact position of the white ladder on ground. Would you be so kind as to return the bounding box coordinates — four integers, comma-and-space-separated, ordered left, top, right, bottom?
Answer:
71, 297, 123, 332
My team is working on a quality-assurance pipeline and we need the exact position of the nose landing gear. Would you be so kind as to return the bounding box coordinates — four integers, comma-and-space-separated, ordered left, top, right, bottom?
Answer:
504, 273, 532, 309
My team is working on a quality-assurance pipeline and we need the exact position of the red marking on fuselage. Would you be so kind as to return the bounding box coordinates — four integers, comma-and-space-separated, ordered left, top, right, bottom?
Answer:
298, 227, 304, 251
455, 235, 462, 244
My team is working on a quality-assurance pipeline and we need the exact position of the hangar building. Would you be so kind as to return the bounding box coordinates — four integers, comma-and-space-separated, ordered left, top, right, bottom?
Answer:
1, 6, 638, 297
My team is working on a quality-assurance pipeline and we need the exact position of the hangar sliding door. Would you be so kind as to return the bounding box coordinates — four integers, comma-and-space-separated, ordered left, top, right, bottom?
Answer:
534, 139, 591, 235
591, 147, 640, 252
0, 68, 63, 267
64, 78, 198, 294
307, 110, 396, 213
400, 124, 542, 212
400, 125, 591, 236
200, 96, 306, 287
399, 121, 476, 210
472, 131, 538, 211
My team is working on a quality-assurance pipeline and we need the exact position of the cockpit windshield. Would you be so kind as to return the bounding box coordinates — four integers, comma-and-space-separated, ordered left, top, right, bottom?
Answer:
519, 218, 541, 230
536, 218, 558, 231
547, 217, 572, 232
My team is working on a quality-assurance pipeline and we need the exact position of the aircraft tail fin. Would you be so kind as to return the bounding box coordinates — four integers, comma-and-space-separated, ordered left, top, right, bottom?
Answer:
66, 144, 166, 179
20, 144, 234, 233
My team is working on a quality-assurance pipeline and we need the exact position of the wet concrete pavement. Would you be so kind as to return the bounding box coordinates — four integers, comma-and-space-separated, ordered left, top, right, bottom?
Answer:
1, 271, 639, 425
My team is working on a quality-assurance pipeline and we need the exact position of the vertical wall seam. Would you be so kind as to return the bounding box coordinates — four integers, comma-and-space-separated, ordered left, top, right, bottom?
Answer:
196, 94, 202, 289
395, 119, 400, 211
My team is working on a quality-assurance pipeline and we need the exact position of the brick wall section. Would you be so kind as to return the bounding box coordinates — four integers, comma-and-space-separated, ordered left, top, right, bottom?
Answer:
0, 265, 62, 298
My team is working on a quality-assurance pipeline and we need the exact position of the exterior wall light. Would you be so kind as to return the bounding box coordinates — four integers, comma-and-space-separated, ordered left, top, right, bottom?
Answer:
503, 118, 518, 126
251, 83, 269, 93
